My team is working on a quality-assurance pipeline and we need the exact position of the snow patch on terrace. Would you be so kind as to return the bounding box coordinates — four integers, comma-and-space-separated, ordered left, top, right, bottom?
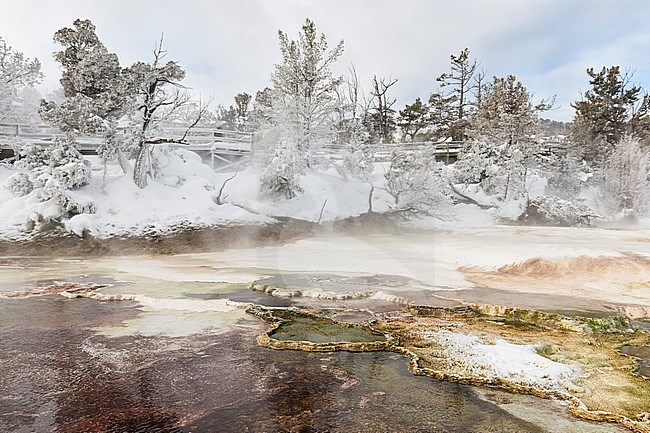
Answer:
428, 330, 578, 391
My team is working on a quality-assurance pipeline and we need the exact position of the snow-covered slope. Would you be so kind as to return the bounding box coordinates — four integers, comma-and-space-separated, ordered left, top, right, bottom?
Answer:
4, 145, 633, 240
2, 148, 475, 239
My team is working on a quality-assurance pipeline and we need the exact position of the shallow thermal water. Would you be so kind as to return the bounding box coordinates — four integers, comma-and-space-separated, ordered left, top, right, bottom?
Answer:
0, 296, 626, 432
270, 316, 387, 344
2, 226, 648, 432
620, 345, 650, 378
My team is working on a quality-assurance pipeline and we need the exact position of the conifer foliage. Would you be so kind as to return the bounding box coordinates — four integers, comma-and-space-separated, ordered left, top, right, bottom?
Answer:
259, 18, 344, 199
456, 75, 542, 199
397, 97, 429, 141
40, 19, 130, 136
6, 139, 93, 222
572, 66, 650, 164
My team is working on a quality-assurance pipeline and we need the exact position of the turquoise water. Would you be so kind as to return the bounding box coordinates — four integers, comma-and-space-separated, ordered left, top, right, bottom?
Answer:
270, 316, 387, 344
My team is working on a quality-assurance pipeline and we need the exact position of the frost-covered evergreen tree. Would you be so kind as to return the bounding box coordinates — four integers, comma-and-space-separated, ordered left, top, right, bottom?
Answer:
435, 48, 479, 139
572, 66, 650, 164
427, 92, 457, 139
602, 135, 650, 215
259, 140, 305, 199
397, 97, 430, 141
0, 36, 42, 124
437, 48, 478, 122
455, 75, 544, 200
41, 19, 130, 133
40, 19, 132, 172
216, 92, 251, 131
259, 18, 344, 199
385, 146, 452, 214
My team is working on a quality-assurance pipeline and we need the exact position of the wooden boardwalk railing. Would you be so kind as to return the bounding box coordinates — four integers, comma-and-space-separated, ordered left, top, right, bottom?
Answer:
0, 123, 464, 170
0, 123, 254, 171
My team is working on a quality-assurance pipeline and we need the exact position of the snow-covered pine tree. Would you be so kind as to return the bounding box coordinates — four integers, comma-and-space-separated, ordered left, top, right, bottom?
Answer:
259, 18, 344, 199
259, 140, 305, 199
436, 48, 479, 139
216, 92, 251, 131
455, 75, 544, 200
41, 19, 131, 173
437, 48, 478, 122
571, 66, 650, 165
427, 92, 457, 140
397, 97, 430, 141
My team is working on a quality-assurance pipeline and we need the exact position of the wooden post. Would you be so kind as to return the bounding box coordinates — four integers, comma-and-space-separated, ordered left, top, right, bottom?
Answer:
211, 140, 215, 170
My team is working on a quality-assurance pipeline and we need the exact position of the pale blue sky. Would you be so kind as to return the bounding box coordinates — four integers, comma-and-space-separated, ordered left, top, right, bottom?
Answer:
2, 0, 650, 121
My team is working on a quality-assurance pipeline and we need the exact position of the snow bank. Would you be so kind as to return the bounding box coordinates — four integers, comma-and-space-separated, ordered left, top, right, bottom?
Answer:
227, 166, 387, 221
428, 330, 577, 391
0, 165, 64, 238
64, 169, 269, 238
1, 144, 626, 240
1, 149, 275, 239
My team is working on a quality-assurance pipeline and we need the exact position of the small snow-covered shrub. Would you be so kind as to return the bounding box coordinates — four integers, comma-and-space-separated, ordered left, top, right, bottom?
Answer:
259, 141, 305, 199
58, 191, 97, 215
521, 195, 599, 227
385, 146, 452, 215
453, 137, 493, 185
5, 138, 93, 222
5, 170, 34, 196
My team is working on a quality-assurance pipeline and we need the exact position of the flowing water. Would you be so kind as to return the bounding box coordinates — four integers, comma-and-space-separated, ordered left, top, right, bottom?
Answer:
2, 227, 647, 432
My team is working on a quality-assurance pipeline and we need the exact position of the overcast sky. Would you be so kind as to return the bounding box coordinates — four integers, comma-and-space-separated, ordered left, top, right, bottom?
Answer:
2, 0, 650, 121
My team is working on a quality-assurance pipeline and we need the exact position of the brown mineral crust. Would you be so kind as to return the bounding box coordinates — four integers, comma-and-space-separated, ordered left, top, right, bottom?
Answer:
376, 311, 650, 433
257, 332, 393, 352
0, 282, 107, 298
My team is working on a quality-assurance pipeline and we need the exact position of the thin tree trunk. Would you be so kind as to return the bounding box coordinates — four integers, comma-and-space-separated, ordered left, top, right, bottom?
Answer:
133, 143, 148, 189
367, 184, 375, 213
